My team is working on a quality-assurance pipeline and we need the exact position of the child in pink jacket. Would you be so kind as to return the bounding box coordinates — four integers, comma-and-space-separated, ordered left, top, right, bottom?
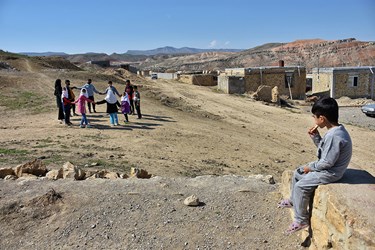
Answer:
72, 88, 95, 128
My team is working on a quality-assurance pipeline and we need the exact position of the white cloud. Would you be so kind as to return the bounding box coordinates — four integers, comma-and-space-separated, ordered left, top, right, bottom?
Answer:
224, 41, 230, 46
209, 40, 217, 48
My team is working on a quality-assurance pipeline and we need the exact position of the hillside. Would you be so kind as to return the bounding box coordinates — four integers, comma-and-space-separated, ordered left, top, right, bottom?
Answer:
126, 46, 243, 56
0, 50, 82, 71
15, 38, 375, 73
137, 38, 375, 72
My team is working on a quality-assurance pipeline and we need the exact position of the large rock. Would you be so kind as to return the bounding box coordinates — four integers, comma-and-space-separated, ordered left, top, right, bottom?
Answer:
271, 86, 280, 105
184, 195, 200, 206
0, 168, 15, 178
62, 162, 85, 180
46, 168, 64, 180
91, 170, 119, 179
281, 169, 375, 249
130, 168, 152, 179
13, 159, 48, 177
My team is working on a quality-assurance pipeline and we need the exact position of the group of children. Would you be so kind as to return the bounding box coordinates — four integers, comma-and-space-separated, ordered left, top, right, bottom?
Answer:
54, 78, 142, 128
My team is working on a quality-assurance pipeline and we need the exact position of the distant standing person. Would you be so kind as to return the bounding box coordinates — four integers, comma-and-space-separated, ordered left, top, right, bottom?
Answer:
133, 85, 142, 119
74, 79, 100, 113
125, 80, 134, 114
54, 79, 64, 123
101, 80, 121, 97
65, 80, 77, 116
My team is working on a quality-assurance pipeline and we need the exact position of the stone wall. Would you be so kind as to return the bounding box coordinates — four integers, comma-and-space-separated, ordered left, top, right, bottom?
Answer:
281, 169, 375, 249
179, 74, 217, 86
312, 67, 375, 99
244, 68, 306, 99
333, 72, 372, 98
220, 67, 306, 99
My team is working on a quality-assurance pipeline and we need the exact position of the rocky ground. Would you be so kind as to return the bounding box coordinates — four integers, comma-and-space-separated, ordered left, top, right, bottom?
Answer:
0, 68, 374, 249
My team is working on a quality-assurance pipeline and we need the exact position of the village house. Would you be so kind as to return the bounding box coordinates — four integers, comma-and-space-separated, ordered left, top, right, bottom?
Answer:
218, 64, 306, 99
88, 60, 110, 67
312, 66, 375, 100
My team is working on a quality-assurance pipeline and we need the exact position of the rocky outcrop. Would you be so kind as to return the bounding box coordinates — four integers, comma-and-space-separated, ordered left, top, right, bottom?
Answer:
0, 168, 15, 178
130, 167, 152, 179
0, 160, 150, 181
281, 169, 375, 249
14, 159, 48, 177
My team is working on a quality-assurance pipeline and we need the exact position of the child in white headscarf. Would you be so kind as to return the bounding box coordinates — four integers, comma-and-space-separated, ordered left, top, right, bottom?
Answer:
96, 89, 120, 126
72, 88, 95, 128
61, 87, 72, 126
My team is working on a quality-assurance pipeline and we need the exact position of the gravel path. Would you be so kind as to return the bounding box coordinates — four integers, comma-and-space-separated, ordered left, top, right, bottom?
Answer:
339, 107, 375, 130
300, 106, 375, 130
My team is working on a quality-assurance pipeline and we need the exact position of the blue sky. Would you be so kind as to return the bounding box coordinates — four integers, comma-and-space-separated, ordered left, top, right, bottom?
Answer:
0, 0, 374, 54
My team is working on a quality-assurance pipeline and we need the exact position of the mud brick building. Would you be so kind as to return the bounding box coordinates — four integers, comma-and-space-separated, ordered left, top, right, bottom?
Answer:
312, 66, 375, 99
218, 65, 306, 99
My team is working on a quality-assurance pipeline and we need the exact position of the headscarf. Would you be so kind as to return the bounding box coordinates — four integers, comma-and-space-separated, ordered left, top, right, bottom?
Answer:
105, 89, 117, 104
54, 79, 62, 96
61, 88, 68, 101
80, 88, 89, 98
121, 92, 130, 104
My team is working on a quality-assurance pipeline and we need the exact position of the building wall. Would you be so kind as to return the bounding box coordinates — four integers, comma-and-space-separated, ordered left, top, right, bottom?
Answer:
334, 72, 371, 98
244, 69, 306, 99
179, 74, 216, 86
219, 67, 306, 99
218, 76, 245, 94
90, 60, 110, 67
156, 73, 178, 80
312, 71, 332, 93
224, 68, 245, 76
312, 67, 375, 99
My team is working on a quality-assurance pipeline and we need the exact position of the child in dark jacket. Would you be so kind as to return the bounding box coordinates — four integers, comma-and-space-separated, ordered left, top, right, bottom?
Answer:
133, 85, 142, 119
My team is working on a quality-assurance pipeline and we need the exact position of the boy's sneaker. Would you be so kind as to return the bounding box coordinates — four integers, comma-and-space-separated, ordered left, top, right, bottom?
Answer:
86, 124, 92, 128
115, 123, 119, 126
79, 125, 85, 128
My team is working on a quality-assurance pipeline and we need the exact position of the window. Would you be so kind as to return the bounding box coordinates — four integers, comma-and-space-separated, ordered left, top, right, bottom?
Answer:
349, 75, 358, 87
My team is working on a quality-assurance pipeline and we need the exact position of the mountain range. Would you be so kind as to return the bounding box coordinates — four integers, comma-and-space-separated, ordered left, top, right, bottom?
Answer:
19, 46, 242, 57
11, 38, 375, 72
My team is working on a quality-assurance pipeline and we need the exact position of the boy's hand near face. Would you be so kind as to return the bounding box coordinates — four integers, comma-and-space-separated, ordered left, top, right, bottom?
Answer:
308, 125, 319, 137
